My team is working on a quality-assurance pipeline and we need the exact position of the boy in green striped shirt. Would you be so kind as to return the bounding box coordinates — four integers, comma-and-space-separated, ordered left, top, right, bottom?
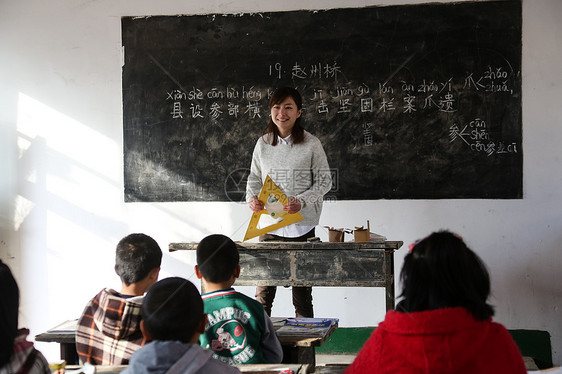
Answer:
195, 234, 283, 365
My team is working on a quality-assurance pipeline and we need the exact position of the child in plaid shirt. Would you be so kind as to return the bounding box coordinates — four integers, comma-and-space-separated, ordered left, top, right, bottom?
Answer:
75, 233, 162, 365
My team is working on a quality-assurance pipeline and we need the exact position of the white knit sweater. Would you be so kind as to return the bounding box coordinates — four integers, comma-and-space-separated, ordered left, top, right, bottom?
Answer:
246, 130, 332, 227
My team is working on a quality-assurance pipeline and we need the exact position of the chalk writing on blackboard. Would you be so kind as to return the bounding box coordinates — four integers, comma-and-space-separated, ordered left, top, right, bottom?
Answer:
161, 62, 518, 123
159, 66, 520, 161
450, 118, 518, 157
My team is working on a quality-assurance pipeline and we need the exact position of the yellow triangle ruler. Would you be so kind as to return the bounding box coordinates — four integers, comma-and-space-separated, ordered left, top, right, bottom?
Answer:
243, 175, 303, 241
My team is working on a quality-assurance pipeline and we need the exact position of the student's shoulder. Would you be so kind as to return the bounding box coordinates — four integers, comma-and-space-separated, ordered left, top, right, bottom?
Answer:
226, 289, 262, 305
188, 345, 242, 373
204, 289, 253, 303
82, 288, 142, 310
488, 319, 516, 340
235, 292, 269, 320
80, 288, 109, 308
236, 291, 263, 308
207, 290, 264, 311
205, 357, 242, 373
99, 288, 144, 304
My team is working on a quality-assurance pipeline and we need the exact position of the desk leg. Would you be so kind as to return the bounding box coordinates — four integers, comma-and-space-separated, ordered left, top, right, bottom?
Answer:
384, 249, 395, 312
282, 346, 315, 372
60, 343, 79, 365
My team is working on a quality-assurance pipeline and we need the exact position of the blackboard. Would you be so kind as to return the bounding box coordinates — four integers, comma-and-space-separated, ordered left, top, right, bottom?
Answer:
122, 1, 522, 202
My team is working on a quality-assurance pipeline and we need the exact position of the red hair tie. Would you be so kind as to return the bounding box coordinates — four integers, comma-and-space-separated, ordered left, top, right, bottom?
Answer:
408, 232, 464, 252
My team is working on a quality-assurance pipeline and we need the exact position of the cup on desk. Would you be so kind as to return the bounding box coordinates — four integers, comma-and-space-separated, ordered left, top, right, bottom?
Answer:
354, 228, 370, 242
354, 220, 371, 242
328, 229, 345, 242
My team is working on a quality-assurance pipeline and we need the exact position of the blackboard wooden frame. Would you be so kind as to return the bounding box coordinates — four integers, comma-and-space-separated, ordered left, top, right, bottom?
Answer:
122, 1, 522, 202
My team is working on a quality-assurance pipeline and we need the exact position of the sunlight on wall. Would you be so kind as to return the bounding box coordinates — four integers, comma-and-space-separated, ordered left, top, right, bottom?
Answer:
17, 93, 119, 177
14, 195, 35, 232
15, 92, 124, 325
15, 89, 130, 262
16, 91, 123, 223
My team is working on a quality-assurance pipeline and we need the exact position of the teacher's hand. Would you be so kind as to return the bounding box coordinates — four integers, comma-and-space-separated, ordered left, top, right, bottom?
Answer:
283, 196, 302, 214
249, 196, 264, 213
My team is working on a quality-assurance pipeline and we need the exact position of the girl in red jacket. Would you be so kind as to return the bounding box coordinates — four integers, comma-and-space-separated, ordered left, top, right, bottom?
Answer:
345, 230, 527, 374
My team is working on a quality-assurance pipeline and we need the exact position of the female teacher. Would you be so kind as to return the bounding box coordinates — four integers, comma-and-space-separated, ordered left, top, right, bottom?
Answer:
246, 87, 332, 318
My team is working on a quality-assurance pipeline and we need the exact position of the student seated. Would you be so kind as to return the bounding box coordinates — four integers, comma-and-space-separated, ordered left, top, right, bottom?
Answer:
345, 230, 527, 374
1, 260, 51, 374
195, 234, 283, 365
123, 277, 241, 374
75, 233, 162, 365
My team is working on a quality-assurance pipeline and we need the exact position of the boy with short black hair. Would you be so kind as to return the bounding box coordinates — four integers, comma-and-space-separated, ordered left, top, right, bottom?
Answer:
195, 234, 283, 365
75, 233, 162, 365
123, 277, 240, 374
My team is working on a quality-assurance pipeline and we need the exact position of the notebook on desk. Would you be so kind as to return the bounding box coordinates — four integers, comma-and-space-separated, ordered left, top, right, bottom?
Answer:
47, 319, 78, 333
274, 318, 339, 338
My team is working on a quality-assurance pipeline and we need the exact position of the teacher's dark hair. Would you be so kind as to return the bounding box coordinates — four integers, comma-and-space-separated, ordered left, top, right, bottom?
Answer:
265, 87, 304, 145
0, 260, 19, 367
397, 230, 494, 321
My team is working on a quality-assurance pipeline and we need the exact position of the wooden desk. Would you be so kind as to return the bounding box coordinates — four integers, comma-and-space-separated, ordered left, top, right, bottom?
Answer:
35, 317, 337, 371
170, 241, 403, 312
273, 318, 338, 370
35, 320, 79, 365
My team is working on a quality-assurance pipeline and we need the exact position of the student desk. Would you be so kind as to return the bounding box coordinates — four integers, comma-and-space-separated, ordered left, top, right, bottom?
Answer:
35, 321, 79, 366
272, 317, 338, 370
169, 240, 403, 312
35, 317, 337, 371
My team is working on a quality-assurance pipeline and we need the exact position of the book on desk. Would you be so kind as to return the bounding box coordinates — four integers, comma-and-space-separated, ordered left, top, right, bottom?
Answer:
274, 318, 338, 338
46, 319, 79, 332
272, 317, 339, 349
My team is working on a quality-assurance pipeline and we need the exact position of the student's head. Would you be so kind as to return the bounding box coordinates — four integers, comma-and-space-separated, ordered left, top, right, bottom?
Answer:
266, 87, 304, 144
196, 234, 239, 283
115, 233, 162, 286
141, 277, 204, 343
398, 230, 494, 321
0, 260, 19, 366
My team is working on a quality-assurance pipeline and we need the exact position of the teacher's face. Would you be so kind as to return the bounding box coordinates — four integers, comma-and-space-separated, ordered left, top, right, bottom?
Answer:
271, 97, 302, 138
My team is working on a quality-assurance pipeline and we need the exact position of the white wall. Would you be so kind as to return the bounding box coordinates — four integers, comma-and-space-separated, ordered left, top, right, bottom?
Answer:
1, 0, 561, 365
